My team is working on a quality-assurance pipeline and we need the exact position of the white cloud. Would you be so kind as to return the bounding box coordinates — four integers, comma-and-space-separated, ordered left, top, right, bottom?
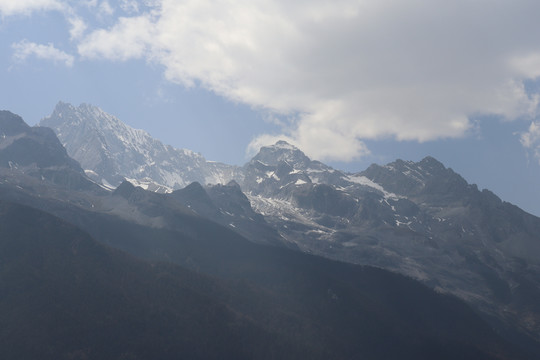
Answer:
68, 16, 87, 40
0, 0, 64, 16
521, 121, 540, 164
78, 15, 155, 61
0, 1, 89, 45
120, 0, 139, 14
56, 1, 540, 160
98, 1, 114, 16
12, 40, 74, 67
82, 0, 98, 8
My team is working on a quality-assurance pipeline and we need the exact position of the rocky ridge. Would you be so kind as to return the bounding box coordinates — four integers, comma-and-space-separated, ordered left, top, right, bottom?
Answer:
40, 102, 240, 191
38, 102, 540, 349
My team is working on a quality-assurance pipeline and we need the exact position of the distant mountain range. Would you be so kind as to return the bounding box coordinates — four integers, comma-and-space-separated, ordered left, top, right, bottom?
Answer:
39, 102, 540, 349
0, 104, 538, 358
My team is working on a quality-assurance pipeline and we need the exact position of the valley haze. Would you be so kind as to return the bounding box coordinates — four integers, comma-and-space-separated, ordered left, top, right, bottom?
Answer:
0, 107, 539, 358
36, 102, 540, 353
1, 1, 540, 357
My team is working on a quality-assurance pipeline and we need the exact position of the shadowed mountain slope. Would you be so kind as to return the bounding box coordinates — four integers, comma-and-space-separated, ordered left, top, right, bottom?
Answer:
0, 201, 307, 360
0, 187, 530, 359
0, 110, 100, 191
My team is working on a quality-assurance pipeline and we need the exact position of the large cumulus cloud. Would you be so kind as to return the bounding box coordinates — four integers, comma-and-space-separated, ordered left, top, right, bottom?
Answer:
9, 0, 540, 161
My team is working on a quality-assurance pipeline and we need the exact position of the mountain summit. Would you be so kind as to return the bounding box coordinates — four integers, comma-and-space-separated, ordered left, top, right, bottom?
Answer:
0, 110, 30, 135
0, 110, 96, 190
251, 140, 313, 168
40, 102, 239, 191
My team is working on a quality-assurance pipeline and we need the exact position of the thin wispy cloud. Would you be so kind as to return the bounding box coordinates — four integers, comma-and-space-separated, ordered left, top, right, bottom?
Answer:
521, 121, 540, 164
12, 40, 74, 67
0, 0, 64, 16
98, 1, 114, 16
119, 0, 139, 14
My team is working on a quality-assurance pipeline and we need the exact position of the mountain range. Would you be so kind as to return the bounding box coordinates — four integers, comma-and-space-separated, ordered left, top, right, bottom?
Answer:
40, 102, 540, 348
0, 103, 538, 358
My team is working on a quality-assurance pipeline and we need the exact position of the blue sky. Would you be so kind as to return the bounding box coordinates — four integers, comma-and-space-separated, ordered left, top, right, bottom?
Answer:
1, 0, 540, 216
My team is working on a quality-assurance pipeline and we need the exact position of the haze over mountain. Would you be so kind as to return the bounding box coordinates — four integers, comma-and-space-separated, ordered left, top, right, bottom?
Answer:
39, 102, 540, 352
0, 110, 99, 191
2, 109, 533, 359
244, 141, 540, 346
4, 1, 540, 357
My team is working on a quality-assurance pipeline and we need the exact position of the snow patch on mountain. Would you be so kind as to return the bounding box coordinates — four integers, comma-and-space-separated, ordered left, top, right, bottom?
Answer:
346, 174, 400, 199
40, 102, 240, 190
124, 177, 173, 193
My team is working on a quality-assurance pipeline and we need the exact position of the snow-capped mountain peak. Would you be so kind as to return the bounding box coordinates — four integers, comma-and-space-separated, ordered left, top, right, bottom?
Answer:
40, 102, 239, 190
243, 140, 394, 198
250, 140, 314, 169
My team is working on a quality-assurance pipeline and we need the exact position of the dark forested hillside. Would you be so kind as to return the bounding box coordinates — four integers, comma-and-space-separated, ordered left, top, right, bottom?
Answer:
0, 200, 529, 359
0, 201, 310, 360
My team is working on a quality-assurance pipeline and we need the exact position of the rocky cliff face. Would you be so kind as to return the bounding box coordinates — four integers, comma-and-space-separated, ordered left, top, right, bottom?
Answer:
40, 102, 240, 191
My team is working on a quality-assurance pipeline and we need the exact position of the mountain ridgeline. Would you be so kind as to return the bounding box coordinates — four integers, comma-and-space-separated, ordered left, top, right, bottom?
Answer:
0, 105, 536, 358
40, 103, 540, 352
0, 110, 94, 190
40, 102, 240, 190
